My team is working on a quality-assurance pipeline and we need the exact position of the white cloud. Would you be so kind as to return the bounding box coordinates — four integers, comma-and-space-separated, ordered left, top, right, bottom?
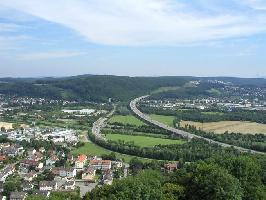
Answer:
241, 0, 266, 10
18, 51, 85, 60
0, 0, 266, 46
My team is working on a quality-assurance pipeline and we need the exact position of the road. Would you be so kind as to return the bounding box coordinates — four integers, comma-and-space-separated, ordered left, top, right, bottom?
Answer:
130, 95, 265, 155
91, 106, 116, 140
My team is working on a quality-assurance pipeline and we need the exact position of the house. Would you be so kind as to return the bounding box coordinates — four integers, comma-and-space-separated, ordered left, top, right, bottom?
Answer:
30, 152, 43, 161
1, 146, 19, 157
102, 170, 113, 185
59, 168, 76, 178
31, 190, 50, 198
20, 159, 38, 172
63, 181, 75, 190
46, 154, 58, 166
27, 148, 36, 156
39, 181, 58, 191
39, 147, 45, 153
9, 192, 27, 200
0, 155, 7, 163
162, 162, 179, 173
23, 172, 38, 182
22, 181, 34, 191
90, 160, 111, 170
82, 167, 96, 182
0, 165, 15, 182
75, 154, 87, 169
112, 161, 123, 168
51, 167, 60, 176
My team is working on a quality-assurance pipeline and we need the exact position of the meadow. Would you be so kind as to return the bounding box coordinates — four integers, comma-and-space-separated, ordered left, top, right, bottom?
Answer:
105, 133, 185, 147
149, 114, 175, 127
109, 115, 145, 126
71, 140, 154, 162
180, 120, 266, 134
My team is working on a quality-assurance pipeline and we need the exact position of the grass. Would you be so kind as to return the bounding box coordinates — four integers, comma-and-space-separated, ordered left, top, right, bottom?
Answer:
149, 114, 176, 127
151, 86, 180, 94
106, 134, 185, 147
180, 120, 266, 135
109, 115, 145, 126
71, 140, 153, 163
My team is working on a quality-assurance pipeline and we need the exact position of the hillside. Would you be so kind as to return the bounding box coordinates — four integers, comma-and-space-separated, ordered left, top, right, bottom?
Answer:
0, 75, 266, 102
0, 75, 191, 102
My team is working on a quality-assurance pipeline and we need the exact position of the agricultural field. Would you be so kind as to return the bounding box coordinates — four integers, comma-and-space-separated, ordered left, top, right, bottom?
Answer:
109, 115, 145, 126
106, 134, 185, 147
149, 114, 175, 127
180, 120, 266, 135
71, 140, 153, 163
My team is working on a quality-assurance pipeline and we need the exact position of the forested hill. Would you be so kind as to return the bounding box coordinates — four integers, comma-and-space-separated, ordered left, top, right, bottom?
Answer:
0, 75, 191, 102
0, 75, 266, 102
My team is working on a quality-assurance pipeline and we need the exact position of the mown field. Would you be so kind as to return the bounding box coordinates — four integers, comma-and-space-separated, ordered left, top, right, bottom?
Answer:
106, 134, 185, 147
108, 115, 145, 126
149, 114, 175, 127
180, 120, 266, 134
71, 140, 153, 163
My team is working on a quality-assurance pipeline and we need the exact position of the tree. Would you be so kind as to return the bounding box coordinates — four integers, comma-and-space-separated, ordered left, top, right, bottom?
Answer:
162, 183, 185, 200
129, 157, 144, 175
187, 162, 243, 200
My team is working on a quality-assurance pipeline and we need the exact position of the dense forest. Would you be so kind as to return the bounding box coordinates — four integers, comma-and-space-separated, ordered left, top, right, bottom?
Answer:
0, 75, 190, 102
1, 75, 266, 102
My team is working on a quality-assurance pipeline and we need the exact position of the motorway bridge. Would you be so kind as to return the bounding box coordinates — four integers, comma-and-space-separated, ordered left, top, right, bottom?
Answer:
130, 95, 265, 155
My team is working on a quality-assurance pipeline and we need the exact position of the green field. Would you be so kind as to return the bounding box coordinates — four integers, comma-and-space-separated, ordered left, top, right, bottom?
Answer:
149, 114, 175, 127
109, 115, 145, 126
106, 134, 185, 147
71, 141, 153, 163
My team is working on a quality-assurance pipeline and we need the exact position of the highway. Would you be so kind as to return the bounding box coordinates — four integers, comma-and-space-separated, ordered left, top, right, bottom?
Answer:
91, 107, 116, 140
130, 95, 265, 155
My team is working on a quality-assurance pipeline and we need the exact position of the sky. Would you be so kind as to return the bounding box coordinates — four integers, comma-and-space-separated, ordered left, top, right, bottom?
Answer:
0, 0, 266, 78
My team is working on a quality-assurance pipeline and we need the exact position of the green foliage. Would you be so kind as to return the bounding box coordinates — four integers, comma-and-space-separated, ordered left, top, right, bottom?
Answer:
86, 170, 163, 200
187, 162, 243, 200
0, 75, 188, 102
85, 155, 266, 200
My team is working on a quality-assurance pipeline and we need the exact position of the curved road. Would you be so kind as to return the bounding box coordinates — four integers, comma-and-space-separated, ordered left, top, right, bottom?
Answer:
92, 106, 116, 140
130, 95, 265, 155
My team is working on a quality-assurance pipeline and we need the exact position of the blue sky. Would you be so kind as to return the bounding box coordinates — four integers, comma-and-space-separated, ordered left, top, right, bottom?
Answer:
0, 0, 266, 77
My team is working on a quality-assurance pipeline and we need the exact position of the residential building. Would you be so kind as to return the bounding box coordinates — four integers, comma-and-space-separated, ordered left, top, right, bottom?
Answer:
59, 168, 76, 178
9, 192, 27, 200
82, 167, 96, 182
46, 154, 58, 166
39, 181, 58, 191
90, 160, 111, 170
0, 155, 6, 163
102, 170, 113, 185
162, 162, 179, 173
22, 182, 34, 191
32, 191, 50, 198
63, 181, 75, 190
75, 154, 87, 169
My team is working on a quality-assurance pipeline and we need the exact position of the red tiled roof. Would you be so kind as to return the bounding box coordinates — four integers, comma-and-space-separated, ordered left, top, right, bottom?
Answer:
76, 154, 87, 162
90, 160, 111, 165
